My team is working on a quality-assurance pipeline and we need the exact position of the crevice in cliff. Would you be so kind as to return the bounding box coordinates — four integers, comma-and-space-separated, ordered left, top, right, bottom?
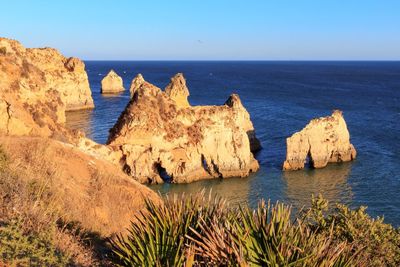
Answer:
120, 154, 132, 175
306, 151, 313, 168
306, 139, 313, 169
154, 162, 172, 183
201, 154, 212, 176
201, 154, 222, 178
210, 159, 222, 178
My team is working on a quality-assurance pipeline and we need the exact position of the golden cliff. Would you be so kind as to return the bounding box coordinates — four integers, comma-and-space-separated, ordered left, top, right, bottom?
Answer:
283, 110, 357, 171
107, 73, 260, 184
0, 37, 94, 112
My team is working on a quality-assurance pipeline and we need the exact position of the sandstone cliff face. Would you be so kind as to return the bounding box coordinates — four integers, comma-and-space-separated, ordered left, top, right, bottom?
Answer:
107, 74, 260, 184
283, 110, 357, 171
101, 70, 124, 94
0, 38, 94, 112
129, 73, 145, 97
0, 38, 94, 137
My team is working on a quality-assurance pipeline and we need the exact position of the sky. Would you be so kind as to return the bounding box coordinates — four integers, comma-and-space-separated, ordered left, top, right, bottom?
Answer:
1, 0, 400, 60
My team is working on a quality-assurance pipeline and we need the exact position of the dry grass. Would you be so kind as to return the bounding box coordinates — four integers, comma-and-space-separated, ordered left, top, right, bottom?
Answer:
0, 145, 102, 266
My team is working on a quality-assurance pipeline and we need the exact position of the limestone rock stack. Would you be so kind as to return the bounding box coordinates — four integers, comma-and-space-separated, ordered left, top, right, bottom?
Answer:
107, 73, 260, 184
283, 110, 357, 171
164, 73, 190, 107
101, 70, 124, 94
129, 73, 145, 97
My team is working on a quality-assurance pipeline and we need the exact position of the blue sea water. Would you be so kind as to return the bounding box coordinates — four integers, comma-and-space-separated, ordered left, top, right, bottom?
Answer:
66, 61, 400, 226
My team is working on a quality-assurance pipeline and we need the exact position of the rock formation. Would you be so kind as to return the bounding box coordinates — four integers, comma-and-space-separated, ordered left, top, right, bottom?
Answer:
164, 73, 190, 107
0, 37, 94, 112
283, 110, 357, 171
107, 74, 260, 184
130, 73, 145, 97
101, 70, 124, 94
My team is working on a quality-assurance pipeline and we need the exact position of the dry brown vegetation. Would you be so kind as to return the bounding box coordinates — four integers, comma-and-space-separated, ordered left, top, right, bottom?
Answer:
0, 144, 100, 266
0, 136, 160, 266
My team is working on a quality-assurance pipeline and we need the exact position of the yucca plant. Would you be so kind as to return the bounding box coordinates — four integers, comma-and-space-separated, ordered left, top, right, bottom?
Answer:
110, 192, 228, 266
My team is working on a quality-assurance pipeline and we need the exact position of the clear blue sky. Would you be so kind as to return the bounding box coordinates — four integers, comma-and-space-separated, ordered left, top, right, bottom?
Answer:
1, 0, 399, 60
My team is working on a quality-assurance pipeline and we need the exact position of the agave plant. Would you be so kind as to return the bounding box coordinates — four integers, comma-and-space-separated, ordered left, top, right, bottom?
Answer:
110, 191, 228, 266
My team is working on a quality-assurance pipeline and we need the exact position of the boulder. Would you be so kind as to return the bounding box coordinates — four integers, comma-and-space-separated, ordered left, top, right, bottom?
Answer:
101, 70, 124, 94
107, 74, 260, 184
283, 110, 357, 171
129, 73, 145, 97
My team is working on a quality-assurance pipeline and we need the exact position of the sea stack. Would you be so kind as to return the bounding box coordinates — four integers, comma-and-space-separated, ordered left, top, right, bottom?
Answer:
107, 73, 260, 184
101, 70, 124, 94
130, 73, 145, 97
283, 110, 357, 171
164, 73, 190, 107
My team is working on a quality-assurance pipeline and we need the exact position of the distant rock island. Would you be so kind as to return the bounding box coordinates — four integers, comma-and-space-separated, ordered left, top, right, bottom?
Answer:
283, 110, 357, 171
101, 69, 125, 94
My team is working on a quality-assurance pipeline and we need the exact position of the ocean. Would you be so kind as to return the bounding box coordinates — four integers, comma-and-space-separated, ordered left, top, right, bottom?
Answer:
66, 61, 400, 226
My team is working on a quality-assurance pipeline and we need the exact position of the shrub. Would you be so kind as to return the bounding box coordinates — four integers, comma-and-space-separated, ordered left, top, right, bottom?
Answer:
306, 194, 400, 267
0, 219, 70, 266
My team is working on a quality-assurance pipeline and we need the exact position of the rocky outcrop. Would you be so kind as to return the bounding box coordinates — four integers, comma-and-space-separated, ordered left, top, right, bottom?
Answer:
0, 38, 94, 112
107, 74, 260, 184
101, 70, 124, 94
164, 73, 190, 107
283, 110, 357, 171
130, 73, 145, 97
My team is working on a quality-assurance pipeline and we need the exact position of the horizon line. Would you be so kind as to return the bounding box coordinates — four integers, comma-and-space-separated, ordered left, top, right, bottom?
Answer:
82, 59, 400, 62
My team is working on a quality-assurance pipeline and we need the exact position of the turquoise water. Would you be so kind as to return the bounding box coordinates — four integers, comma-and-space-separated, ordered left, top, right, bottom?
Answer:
66, 61, 400, 226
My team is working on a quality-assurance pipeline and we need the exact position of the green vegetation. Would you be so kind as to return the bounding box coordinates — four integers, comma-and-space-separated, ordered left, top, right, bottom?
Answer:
111, 193, 400, 267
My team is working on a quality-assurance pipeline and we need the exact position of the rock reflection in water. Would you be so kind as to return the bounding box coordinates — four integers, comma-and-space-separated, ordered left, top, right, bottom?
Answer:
150, 176, 252, 206
66, 109, 94, 138
283, 162, 353, 211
